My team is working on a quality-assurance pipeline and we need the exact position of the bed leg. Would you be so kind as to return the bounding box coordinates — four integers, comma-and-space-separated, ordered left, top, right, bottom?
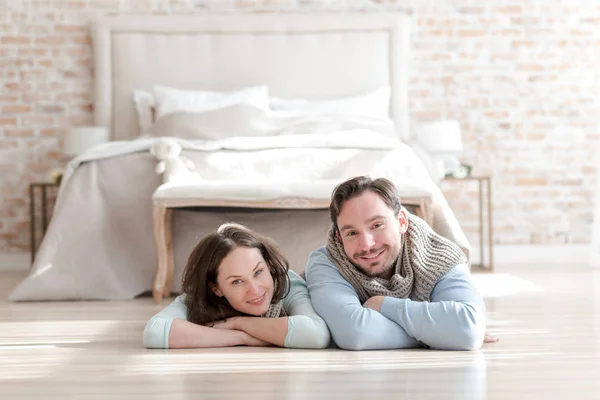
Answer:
163, 208, 174, 298
152, 204, 172, 304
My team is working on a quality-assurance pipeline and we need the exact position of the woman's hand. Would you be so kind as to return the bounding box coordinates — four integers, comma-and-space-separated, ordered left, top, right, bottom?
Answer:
239, 331, 272, 347
209, 318, 270, 347
211, 316, 241, 331
209, 316, 287, 347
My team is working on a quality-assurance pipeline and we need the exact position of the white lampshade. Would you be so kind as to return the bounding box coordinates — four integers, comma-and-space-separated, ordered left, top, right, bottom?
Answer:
414, 120, 463, 155
64, 126, 109, 156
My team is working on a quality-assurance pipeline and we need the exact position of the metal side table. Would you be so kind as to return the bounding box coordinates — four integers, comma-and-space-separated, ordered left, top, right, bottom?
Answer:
29, 182, 59, 264
443, 176, 494, 271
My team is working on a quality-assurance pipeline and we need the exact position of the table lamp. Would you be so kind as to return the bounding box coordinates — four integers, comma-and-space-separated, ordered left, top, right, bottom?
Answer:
64, 126, 109, 157
412, 120, 464, 182
51, 126, 109, 184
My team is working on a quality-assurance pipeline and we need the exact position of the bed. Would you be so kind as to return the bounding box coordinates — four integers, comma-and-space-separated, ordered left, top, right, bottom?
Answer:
9, 14, 470, 301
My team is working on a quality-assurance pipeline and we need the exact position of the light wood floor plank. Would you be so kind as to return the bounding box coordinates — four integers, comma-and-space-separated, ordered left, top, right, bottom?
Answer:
1, 265, 599, 399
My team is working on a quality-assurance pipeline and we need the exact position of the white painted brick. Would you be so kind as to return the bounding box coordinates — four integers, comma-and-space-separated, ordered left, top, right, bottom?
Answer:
0, 0, 599, 253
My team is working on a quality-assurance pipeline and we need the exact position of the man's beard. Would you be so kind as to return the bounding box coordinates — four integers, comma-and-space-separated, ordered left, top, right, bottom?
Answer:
351, 243, 402, 279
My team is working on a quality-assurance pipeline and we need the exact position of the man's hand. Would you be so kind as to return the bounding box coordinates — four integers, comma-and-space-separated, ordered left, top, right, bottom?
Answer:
484, 333, 499, 343
363, 296, 385, 312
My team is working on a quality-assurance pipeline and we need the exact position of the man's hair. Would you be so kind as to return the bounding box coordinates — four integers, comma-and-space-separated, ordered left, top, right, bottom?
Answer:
329, 176, 402, 233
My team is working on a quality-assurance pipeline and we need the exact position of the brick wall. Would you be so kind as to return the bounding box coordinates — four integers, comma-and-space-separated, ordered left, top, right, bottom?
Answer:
1, 0, 599, 255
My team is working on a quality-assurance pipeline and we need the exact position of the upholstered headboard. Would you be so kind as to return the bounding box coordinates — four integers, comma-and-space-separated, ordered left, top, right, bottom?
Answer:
92, 14, 411, 141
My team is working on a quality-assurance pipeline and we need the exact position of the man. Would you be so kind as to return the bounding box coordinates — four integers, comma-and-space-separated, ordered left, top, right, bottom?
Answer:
305, 176, 494, 350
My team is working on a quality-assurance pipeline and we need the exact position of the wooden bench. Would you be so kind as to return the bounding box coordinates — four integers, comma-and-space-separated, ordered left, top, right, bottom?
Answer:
151, 191, 433, 304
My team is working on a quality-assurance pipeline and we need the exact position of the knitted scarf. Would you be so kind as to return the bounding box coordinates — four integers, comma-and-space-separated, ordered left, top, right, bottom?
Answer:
326, 210, 467, 303
258, 268, 287, 318
263, 299, 286, 319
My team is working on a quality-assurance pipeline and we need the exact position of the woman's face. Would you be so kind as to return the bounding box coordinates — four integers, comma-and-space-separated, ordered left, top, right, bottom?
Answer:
211, 246, 275, 316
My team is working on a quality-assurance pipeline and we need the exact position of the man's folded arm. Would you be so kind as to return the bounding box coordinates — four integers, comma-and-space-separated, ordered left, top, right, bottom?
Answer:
379, 264, 487, 350
305, 249, 421, 350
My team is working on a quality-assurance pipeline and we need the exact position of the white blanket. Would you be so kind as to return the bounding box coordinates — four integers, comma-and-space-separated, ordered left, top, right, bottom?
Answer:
9, 113, 470, 301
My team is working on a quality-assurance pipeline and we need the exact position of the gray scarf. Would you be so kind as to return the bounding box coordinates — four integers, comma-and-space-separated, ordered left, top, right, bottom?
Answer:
263, 300, 286, 319
326, 210, 467, 303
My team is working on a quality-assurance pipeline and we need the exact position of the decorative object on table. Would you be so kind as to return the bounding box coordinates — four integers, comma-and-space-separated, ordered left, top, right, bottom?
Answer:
448, 163, 472, 179
410, 120, 464, 184
48, 168, 64, 185
150, 138, 202, 184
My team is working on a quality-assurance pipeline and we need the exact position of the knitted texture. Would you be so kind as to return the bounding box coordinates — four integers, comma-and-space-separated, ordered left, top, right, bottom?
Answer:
326, 210, 467, 303
263, 300, 286, 318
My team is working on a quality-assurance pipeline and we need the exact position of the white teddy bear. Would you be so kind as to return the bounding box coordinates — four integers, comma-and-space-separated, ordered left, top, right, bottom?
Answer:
150, 138, 202, 184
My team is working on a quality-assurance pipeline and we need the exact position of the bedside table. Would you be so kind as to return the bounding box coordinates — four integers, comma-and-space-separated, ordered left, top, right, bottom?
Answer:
443, 176, 493, 271
29, 182, 60, 264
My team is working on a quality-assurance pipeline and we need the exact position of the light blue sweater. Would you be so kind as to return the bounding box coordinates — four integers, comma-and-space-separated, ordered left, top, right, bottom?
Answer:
143, 270, 330, 349
305, 247, 486, 351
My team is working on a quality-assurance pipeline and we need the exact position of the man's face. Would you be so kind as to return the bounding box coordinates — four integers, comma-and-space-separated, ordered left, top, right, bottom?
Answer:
336, 191, 408, 279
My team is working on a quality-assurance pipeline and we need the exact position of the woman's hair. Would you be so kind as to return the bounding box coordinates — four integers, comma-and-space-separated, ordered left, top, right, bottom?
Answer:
181, 223, 290, 325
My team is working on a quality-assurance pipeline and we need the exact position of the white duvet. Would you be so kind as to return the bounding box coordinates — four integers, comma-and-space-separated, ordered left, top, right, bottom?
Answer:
60, 110, 432, 206
9, 111, 470, 301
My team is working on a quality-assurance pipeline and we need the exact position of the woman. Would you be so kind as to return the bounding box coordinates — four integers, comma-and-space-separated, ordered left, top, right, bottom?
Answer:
143, 223, 331, 349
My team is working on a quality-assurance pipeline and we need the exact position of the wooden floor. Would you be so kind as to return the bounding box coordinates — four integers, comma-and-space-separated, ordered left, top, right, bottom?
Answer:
1, 264, 599, 399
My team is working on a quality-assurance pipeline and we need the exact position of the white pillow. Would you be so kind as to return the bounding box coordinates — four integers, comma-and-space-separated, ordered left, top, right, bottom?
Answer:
133, 90, 155, 134
146, 104, 282, 141
153, 85, 270, 120
269, 87, 391, 119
